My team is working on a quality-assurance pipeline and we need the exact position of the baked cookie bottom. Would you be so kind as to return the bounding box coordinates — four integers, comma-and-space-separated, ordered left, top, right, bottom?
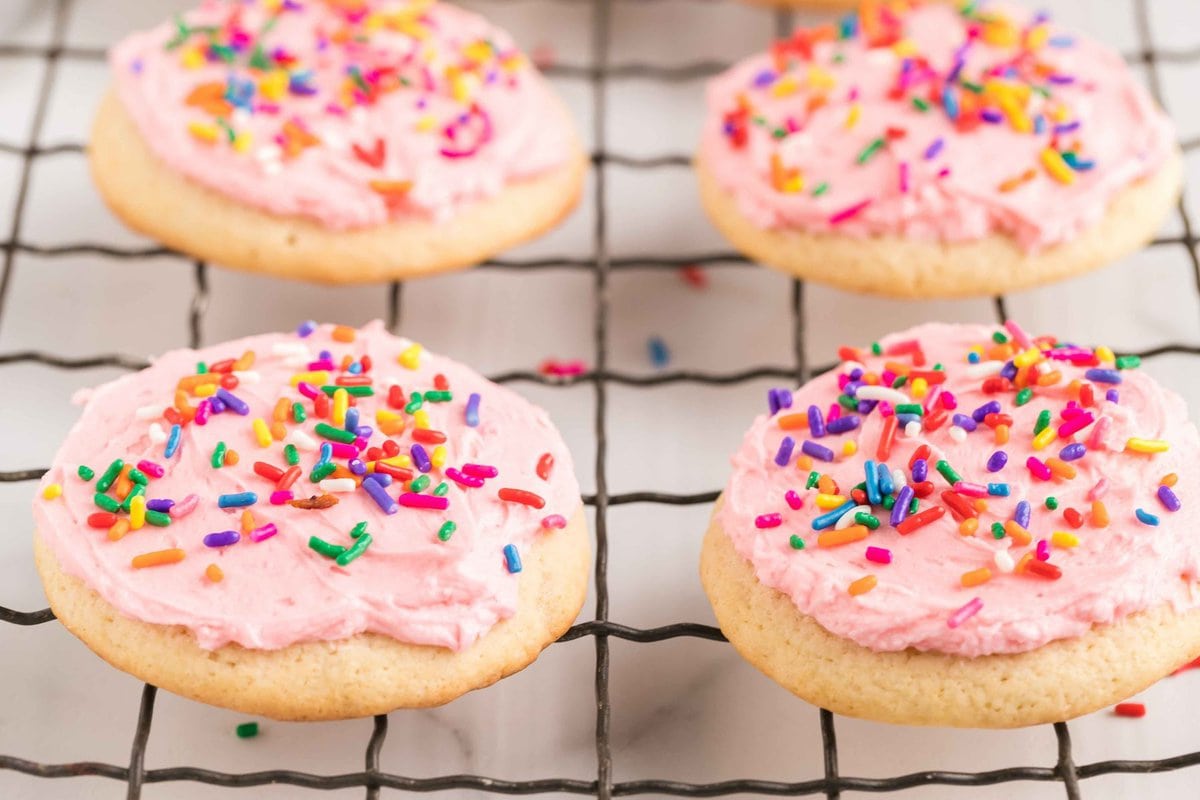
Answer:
89, 91, 588, 285
695, 149, 1182, 299
699, 509, 1200, 728
35, 509, 590, 721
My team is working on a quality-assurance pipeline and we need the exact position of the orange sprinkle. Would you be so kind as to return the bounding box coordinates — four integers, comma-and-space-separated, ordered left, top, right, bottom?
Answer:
270, 421, 287, 441
1162, 473, 1178, 488
777, 413, 809, 430
972, 498, 988, 513
1015, 551, 1035, 574
817, 475, 837, 495
132, 549, 186, 569
1045, 457, 1076, 480
114, 465, 134, 501
1036, 369, 1062, 387
332, 325, 356, 343
178, 374, 220, 392
995, 424, 1010, 445
206, 564, 224, 583
240, 510, 256, 534
959, 518, 979, 536
1004, 520, 1033, 546
232, 350, 256, 372
797, 455, 813, 470
848, 575, 878, 596
883, 361, 911, 376
961, 567, 992, 587
108, 519, 130, 542
1091, 500, 1110, 528
224, 449, 240, 467
273, 398, 291, 422
818, 524, 870, 548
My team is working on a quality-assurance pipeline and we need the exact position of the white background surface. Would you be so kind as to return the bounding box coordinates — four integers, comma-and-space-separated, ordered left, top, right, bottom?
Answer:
1, 0, 1200, 797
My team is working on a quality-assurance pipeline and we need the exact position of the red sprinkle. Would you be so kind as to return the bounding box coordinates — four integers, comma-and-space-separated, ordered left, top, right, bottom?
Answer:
412, 429, 447, 445
876, 415, 898, 462
498, 488, 546, 509
313, 393, 331, 418
253, 461, 284, 482
1063, 507, 1084, 529
88, 512, 118, 529
536, 453, 555, 481
1172, 656, 1200, 676
680, 265, 708, 288
1114, 703, 1146, 718
941, 490, 977, 521
911, 480, 935, 498
1025, 559, 1062, 580
387, 385, 405, 409
433, 373, 450, 391
373, 462, 414, 482
908, 445, 931, 469
276, 465, 301, 491
896, 506, 945, 535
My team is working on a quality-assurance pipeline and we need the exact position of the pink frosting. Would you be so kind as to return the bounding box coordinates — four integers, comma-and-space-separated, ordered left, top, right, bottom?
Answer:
700, 2, 1176, 251
34, 321, 581, 652
718, 323, 1200, 657
110, 0, 575, 229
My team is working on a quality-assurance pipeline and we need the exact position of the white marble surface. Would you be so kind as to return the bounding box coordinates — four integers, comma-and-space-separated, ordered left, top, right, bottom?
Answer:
1, 0, 1199, 798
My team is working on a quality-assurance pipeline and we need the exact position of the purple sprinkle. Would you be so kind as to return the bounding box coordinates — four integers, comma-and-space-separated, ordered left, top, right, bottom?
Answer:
891, 485, 914, 526
753, 69, 777, 87
1158, 484, 1182, 512
807, 405, 826, 438
362, 475, 399, 515
215, 388, 250, 416
767, 389, 782, 416
775, 436, 796, 467
203, 530, 240, 548
297, 320, 317, 337
986, 451, 1008, 473
1054, 121, 1081, 135
209, 395, 227, 414
1014, 500, 1031, 529
411, 444, 432, 473
980, 108, 1004, 124
776, 388, 793, 411
1085, 368, 1122, 385
1106, 389, 1120, 404
342, 408, 359, 434
465, 393, 481, 427
146, 498, 174, 513
1059, 443, 1087, 461
348, 458, 367, 475
924, 137, 944, 160
801, 440, 835, 463
370, 473, 393, 487
972, 401, 1001, 423
999, 361, 1018, 381
912, 458, 928, 482
250, 523, 278, 543
951, 413, 978, 432
826, 415, 861, 435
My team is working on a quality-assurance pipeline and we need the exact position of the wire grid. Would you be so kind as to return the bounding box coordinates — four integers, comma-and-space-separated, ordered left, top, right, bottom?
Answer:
1, 0, 1200, 797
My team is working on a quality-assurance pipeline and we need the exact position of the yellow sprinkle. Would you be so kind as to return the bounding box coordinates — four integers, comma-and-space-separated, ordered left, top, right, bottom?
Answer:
771, 75, 800, 97
1126, 438, 1169, 454
41, 483, 62, 500
180, 46, 205, 69
842, 440, 858, 457
998, 92, 1032, 133
848, 575, 877, 596
332, 388, 349, 427
259, 70, 289, 101
806, 66, 836, 92
1040, 147, 1076, 185
464, 41, 493, 62
1095, 345, 1115, 364
431, 445, 447, 469
194, 383, 217, 398
232, 132, 253, 154
1051, 531, 1079, 548
290, 370, 330, 387
398, 343, 423, 370
415, 114, 438, 132
910, 377, 928, 400
1013, 346, 1043, 369
891, 38, 918, 57
844, 103, 861, 130
129, 494, 146, 530
1032, 427, 1057, 450
412, 409, 431, 430
1025, 23, 1049, 50
381, 454, 413, 469
815, 493, 847, 510
187, 121, 220, 144
252, 418, 272, 448
982, 18, 1019, 47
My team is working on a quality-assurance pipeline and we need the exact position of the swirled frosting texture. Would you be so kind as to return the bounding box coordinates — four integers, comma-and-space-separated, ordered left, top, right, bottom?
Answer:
110, 0, 575, 229
700, 2, 1176, 250
35, 322, 581, 652
718, 323, 1200, 657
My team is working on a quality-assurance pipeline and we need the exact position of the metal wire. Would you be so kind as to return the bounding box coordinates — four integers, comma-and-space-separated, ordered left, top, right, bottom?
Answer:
2, 0, 1200, 796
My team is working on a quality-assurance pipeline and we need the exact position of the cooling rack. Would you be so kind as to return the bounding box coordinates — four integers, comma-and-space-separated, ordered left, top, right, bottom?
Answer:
2, 0, 1200, 797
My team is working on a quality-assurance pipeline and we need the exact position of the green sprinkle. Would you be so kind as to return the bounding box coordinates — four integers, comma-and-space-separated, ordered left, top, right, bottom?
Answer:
94, 493, 120, 513
1115, 355, 1141, 370
308, 536, 346, 559
992, 331, 1008, 344
1034, 409, 1052, 435
77, 465, 95, 481
96, 459, 124, 493
895, 403, 923, 416
812, 182, 830, 197
196, 362, 208, 374
410, 474, 431, 493
935, 460, 962, 486
248, 45, 270, 70
991, 522, 1006, 539
1045, 497, 1059, 510
310, 462, 337, 483
789, 535, 806, 550
128, 468, 148, 485
438, 521, 457, 541
806, 471, 820, 490
350, 521, 368, 539
1015, 387, 1033, 407
871, 342, 883, 356
284, 444, 300, 466
838, 394, 859, 411
882, 494, 896, 511
405, 393, 424, 414
855, 512, 881, 530
772, 127, 788, 139
932, 363, 944, 372
211, 441, 227, 469
909, 496, 919, 514
959, 79, 984, 94
120, 484, 145, 512
856, 136, 886, 165
423, 391, 453, 403
912, 96, 929, 112
292, 402, 306, 423
320, 385, 374, 397
432, 482, 449, 497
314, 423, 356, 444
145, 510, 171, 527
892, 375, 908, 389
335, 533, 372, 567
235, 722, 259, 739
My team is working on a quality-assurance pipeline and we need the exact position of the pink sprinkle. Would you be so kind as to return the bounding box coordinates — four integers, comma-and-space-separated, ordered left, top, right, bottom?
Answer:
352, 436, 368, 451
785, 490, 804, 510
1088, 478, 1109, 501
398, 493, 449, 510
136, 460, 165, 479
865, 546, 892, 564
941, 391, 958, 410
330, 443, 358, 459
463, 463, 499, 479
297, 381, 320, 399
307, 359, 335, 371
948, 597, 983, 628
1057, 412, 1094, 438
898, 161, 910, 193
827, 403, 841, 423
755, 513, 783, 529
270, 490, 294, 505
828, 198, 872, 225
838, 374, 850, 390
446, 468, 484, 488
953, 481, 989, 498
878, 402, 894, 418
1004, 320, 1032, 349
1026, 457, 1052, 481
881, 369, 898, 385
1087, 415, 1112, 449
194, 399, 211, 426
1036, 539, 1050, 561
541, 514, 567, 530
250, 523, 278, 543
923, 386, 942, 413
170, 493, 200, 518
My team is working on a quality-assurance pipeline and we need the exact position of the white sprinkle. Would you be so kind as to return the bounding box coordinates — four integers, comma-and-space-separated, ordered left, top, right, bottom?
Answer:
271, 342, 310, 357
233, 370, 260, 384
948, 425, 967, 444
892, 468, 907, 489
904, 421, 922, 438
836, 505, 872, 530
283, 354, 310, 369
135, 405, 162, 420
965, 361, 1004, 379
319, 478, 357, 493
148, 423, 167, 444
994, 549, 1016, 573
841, 360, 866, 375
287, 429, 318, 452
855, 385, 909, 405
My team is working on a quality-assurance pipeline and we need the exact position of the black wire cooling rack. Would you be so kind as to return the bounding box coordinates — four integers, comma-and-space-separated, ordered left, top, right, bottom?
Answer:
2, 0, 1200, 798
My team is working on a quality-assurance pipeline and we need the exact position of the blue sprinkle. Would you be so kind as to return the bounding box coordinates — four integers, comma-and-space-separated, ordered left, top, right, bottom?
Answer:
344, 407, 360, 433
987, 483, 1011, 497
362, 475, 398, 514
165, 424, 182, 458
774, 436, 795, 467
318, 443, 332, 465
1085, 368, 1122, 385
1135, 508, 1160, 526
648, 336, 670, 369
503, 544, 523, 574
348, 362, 362, 375
941, 85, 958, 120
218, 492, 257, 509
297, 320, 317, 337
865, 460, 882, 506
878, 467, 895, 497
465, 393, 481, 427
1014, 500, 1031, 529
812, 500, 857, 531
895, 413, 921, 428
967, 352, 981, 364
